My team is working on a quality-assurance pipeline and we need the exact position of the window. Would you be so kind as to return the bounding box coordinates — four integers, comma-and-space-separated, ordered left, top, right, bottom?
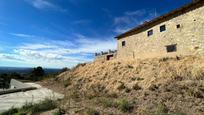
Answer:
160, 25, 166, 32
176, 24, 181, 28
166, 44, 177, 53
147, 29, 153, 36
122, 41, 126, 47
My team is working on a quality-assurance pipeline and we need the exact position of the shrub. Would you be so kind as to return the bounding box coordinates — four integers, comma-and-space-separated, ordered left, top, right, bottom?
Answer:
117, 82, 126, 91
31, 99, 57, 113
154, 103, 168, 115
149, 84, 159, 91
159, 57, 170, 62
127, 65, 134, 69
84, 108, 100, 115
1, 99, 57, 115
125, 88, 131, 93
187, 88, 203, 98
63, 78, 71, 87
19, 102, 33, 114
117, 99, 133, 113
1, 107, 18, 115
137, 77, 144, 81
176, 112, 185, 115
133, 84, 142, 90
131, 77, 144, 81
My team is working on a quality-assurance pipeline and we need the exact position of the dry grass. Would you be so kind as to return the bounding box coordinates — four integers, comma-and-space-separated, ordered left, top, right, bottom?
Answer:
46, 55, 204, 115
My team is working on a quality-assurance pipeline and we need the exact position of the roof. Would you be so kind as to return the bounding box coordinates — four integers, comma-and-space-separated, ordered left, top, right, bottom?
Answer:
115, 0, 204, 39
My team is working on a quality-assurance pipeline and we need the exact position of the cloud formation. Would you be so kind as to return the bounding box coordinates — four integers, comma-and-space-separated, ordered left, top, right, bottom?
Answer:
9, 33, 36, 38
25, 0, 67, 12
113, 9, 159, 34
0, 34, 116, 68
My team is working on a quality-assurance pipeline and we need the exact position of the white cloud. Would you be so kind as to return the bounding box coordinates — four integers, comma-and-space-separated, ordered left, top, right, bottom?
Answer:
125, 10, 146, 16
9, 33, 36, 38
25, 0, 67, 12
31, 0, 55, 9
19, 43, 58, 50
113, 9, 159, 34
1, 34, 116, 68
114, 27, 131, 33
0, 53, 23, 62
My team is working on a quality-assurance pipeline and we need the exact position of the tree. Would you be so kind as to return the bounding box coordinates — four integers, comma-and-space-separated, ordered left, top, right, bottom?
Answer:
10, 72, 24, 79
0, 74, 11, 89
30, 66, 45, 81
60, 67, 70, 73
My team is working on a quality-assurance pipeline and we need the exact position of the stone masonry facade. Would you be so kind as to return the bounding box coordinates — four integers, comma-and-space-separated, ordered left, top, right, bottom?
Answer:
116, 1, 204, 59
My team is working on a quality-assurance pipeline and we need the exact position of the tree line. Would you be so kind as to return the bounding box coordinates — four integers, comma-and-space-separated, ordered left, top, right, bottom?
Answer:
0, 66, 69, 89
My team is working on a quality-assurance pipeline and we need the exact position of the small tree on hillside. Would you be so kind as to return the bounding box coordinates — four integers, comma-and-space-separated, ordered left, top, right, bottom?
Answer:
30, 66, 45, 81
0, 74, 11, 89
60, 67, 70, 73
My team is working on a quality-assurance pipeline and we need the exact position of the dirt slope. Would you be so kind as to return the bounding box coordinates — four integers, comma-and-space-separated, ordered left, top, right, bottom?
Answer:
59, 55, 204, 91
50, 55, 204, 114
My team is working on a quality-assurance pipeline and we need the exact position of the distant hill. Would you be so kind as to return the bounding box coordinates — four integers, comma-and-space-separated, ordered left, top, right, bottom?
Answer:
0, 67, 61, 74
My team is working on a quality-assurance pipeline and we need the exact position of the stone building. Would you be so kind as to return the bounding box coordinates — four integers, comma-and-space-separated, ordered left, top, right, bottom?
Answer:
115, 0, 204, 59
95, 50, 117, 62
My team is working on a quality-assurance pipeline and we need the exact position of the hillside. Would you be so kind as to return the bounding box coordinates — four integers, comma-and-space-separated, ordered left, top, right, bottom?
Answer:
41, 55, 204, 115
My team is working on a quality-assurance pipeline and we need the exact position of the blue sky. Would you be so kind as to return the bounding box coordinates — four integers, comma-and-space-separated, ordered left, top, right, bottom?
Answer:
0, 0, 191, 68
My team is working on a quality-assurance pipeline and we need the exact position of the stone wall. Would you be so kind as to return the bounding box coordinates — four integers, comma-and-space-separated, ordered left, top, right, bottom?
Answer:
117, 4, 204, 59
95, 53, 117, 62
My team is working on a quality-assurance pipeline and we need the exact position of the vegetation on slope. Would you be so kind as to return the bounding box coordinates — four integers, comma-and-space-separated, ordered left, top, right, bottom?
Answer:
40, 55, 204, 115
0, 98, 58, 115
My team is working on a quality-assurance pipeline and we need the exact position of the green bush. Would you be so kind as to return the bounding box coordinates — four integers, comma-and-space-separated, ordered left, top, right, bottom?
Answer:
117, 99, 133, 113
137, 77, 144, 81
1, 99, 57, 115
1, 107, 18, 115
131, 77, 144, 81
31, 99, 57, 113
176, 112, 185, 115
154, 103, 168, 115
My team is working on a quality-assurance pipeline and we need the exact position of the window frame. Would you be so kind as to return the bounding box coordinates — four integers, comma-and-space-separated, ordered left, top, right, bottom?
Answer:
147, 29, 153, 37
122, 41, 126, 47
166, 44, 177, 53
160, 25, 166, 32
176, 24, 181, 29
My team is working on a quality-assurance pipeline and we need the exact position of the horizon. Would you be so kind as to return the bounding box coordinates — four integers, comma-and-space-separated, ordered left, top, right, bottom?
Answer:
0, 0, 191, 68
0, 66, 62, 69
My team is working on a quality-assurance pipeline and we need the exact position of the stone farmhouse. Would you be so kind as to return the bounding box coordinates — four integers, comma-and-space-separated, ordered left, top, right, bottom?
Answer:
95, 0, 204, 61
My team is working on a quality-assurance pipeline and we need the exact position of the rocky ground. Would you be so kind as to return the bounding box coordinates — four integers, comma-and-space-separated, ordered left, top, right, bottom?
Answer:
40, 55, 204, 115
